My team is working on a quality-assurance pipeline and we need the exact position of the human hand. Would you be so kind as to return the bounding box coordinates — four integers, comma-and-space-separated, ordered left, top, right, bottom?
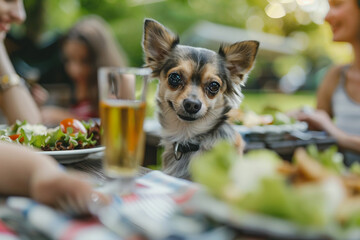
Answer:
296, 109, 334, 132
31, 83, 49, 106
30, 169, 111, 216
40, 106, 74, 126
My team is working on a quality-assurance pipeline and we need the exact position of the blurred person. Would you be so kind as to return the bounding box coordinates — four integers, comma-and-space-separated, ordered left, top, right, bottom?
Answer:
40, 15, 130, 125
0, 0, 41, 124
295, 0, 360, 166
0, 142, 109, 213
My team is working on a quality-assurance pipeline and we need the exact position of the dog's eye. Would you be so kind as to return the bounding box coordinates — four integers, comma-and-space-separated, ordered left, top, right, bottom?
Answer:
207, 82, 220, 95
168, 73, 182, 88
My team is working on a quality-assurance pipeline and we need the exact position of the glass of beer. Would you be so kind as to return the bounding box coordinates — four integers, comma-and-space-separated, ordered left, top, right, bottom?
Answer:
98, 67, 151, 194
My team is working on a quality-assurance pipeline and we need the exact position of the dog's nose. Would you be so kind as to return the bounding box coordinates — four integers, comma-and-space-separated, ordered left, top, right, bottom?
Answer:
183, 99, 202, 114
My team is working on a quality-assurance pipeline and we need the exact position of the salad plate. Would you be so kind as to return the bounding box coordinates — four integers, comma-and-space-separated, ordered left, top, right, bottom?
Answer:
190, 142, 360, 240
186, 190, 339, 240
0, 119, 102, 164
38, 146, 105, 164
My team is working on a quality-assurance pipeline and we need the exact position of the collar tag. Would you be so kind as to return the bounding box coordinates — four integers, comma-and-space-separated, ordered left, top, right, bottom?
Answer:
174, 142, 183, 161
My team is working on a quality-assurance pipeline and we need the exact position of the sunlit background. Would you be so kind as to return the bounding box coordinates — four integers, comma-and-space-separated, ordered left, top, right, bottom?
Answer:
7, 0, 353, 114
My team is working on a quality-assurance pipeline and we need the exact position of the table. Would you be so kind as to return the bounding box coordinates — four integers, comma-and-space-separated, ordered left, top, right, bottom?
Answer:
143, 119, 338, 164
0, 154, 243, 240
1, 147, 348, 240
0, 119, 340, 240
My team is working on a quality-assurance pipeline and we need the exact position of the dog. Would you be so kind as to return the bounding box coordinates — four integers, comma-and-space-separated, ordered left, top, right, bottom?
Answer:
142, 19, 259, 179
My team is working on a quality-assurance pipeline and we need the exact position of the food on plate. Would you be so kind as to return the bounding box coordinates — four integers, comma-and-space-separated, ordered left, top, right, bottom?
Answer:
191, 141, 360, 234
60, 118, 87, 134
0, 118, 101, 151
228, 106, 295, 127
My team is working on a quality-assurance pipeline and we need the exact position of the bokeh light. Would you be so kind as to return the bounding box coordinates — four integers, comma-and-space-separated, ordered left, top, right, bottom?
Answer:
290, 31, 310, 51
246, 15, 264, 32
279, 65, 307, 93
266, 0, 329, 25
265, 3, 286, 19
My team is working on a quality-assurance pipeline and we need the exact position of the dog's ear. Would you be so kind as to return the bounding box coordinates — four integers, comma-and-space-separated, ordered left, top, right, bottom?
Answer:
142, 19, 179, 71
219, 40, 259, 84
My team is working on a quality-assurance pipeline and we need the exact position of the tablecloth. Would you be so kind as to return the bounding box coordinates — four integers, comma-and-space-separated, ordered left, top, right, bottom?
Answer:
0, 171, 235, 240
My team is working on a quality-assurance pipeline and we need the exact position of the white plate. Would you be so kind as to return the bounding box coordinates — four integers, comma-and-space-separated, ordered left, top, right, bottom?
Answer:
38, 146, 105, 164
232, 121, 308, 135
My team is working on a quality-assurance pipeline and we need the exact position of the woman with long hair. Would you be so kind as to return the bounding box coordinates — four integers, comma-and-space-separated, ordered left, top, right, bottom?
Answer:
297, 0, 360, 165
41, 15, 129, 124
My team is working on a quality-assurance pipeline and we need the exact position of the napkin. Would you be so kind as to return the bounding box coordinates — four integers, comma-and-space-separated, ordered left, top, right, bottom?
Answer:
0, 219, 19, 240
6, 197, 119, 240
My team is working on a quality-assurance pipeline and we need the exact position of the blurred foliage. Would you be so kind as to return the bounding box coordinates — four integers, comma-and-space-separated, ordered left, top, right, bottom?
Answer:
18, 0, 353, 91
242, 91, 316, 114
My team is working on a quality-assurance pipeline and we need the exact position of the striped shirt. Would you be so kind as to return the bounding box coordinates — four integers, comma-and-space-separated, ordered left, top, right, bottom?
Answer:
332, 65, 360, 165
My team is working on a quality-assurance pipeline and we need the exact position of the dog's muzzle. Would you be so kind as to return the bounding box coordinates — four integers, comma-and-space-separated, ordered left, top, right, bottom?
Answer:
174, 142, 200, 160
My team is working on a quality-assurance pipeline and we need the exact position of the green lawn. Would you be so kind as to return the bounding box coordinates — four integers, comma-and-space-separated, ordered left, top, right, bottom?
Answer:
241, 90, 316, 113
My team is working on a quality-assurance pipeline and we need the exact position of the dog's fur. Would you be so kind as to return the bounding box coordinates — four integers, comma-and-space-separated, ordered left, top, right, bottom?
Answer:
142, 19, 259, 179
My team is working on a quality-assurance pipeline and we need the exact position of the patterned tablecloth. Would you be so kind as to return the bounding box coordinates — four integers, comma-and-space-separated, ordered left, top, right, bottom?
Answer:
0, 152, 236, 240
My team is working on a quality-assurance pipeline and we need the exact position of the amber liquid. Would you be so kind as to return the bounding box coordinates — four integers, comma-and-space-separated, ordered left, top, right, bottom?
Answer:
100, 99, 146, 178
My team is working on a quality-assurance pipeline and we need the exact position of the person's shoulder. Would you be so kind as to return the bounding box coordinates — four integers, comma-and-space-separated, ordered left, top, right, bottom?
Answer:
317, 64, 345, 96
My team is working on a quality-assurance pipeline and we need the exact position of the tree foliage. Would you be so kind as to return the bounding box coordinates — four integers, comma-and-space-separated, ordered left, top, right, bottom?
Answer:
20, 0, 352, 90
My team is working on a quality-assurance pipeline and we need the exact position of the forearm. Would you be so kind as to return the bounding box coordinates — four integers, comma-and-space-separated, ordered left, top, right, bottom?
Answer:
0, 42, 41, 124
0, 142, 60, 197
1, 86, 42, 124
334, 131, 360, 153
323, 123, 360, 153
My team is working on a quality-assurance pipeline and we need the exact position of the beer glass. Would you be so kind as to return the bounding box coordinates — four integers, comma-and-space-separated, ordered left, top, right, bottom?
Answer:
98, 67, 151, 194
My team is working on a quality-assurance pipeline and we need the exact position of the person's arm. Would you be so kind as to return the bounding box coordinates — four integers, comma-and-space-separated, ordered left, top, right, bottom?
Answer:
297, 110, 360, 153
0, 142, 109, 211
316, 111, 360, 152
0, 41, 41, 124
316, 65, 342, 117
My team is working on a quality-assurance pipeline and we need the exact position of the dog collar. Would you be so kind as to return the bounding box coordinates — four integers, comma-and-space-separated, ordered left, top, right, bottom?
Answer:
174, 142, 200, 161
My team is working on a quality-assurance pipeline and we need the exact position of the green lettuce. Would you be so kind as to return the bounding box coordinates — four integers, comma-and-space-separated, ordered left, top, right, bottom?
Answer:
191, 142, 344, 228
191, 140, 237, 198
0, 120, 98, 150
306, 145, 345, 174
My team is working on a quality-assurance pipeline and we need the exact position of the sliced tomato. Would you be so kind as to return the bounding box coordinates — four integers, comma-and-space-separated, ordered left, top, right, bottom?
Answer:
9, 134, 24, 143
60, 118, 87, 134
